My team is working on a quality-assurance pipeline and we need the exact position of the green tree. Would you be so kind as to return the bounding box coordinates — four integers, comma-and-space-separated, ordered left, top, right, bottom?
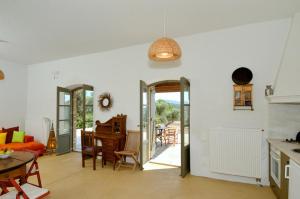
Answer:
155, 99, 180, 125
74, 90, 93, 129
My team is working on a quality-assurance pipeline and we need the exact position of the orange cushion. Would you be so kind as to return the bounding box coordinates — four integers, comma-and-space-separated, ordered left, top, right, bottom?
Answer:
0, 141, 45, 152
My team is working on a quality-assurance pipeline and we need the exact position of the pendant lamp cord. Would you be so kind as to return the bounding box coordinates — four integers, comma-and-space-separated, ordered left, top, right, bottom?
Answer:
163, 9, 166, 37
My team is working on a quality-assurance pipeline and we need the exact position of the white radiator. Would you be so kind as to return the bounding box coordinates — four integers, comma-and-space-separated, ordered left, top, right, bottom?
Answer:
209, 127, 262, 179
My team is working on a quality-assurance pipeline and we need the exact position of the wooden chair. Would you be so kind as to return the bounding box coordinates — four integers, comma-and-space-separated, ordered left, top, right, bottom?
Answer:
114, 130, 140, 170
0, 152, 49, 198
164, 128, 177, 146
0, 151, 43, 196
0, 178, 49, 199
81, 130, 102, 170
24, 151, 42, 187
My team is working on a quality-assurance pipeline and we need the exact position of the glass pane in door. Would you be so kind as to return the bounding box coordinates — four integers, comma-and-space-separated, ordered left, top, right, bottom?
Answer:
140, 80, 149, 168
59, 121, 71, 135
183, 87, 190, 146
83, 87, 94, 131
59, 106, 71, 120
85, 90, 94, 105
59, 92, 71, 105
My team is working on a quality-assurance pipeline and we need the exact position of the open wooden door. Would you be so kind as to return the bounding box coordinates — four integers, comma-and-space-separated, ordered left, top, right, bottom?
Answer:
82, 85, 94, 131
56, 87, 72, 155
140, 80, 150, 169
149, 86, 156, 158
180, 77, 190, 177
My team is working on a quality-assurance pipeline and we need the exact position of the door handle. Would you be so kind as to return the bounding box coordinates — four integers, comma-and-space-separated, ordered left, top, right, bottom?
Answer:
285, 165, 290, 179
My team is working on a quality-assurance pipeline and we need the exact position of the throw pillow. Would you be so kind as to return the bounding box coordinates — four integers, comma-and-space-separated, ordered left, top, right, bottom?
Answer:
3, 126, 19, 143
12, 131, 25, 143
0, 133, 7, 145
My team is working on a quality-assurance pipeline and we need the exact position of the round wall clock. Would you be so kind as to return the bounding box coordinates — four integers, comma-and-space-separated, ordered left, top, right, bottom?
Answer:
98, 93, 112, 111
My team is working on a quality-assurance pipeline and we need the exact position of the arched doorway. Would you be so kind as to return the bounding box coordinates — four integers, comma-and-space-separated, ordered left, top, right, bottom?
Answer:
56, 84, 94, 155
140, 77, 190, 177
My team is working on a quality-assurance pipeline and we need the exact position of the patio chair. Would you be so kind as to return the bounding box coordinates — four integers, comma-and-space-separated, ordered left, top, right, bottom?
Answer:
114, 130, 140, 170
81, 130, 102, 170
164, 128, 177, 146
155, 127, 164, 147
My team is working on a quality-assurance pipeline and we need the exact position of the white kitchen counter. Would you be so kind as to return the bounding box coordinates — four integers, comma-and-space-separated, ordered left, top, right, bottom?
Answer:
268, 139, 300, 165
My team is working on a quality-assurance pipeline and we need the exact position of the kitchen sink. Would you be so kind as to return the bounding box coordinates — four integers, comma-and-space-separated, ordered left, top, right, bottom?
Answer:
292, 148, 300, 153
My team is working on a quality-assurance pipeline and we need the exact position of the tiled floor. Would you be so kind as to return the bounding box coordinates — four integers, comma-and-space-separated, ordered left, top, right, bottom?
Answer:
30, 152, 276, 199
150, 143, 181, 166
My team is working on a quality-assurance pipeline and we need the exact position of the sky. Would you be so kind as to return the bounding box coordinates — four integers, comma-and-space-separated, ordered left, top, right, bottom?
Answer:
155, 92, 180, 102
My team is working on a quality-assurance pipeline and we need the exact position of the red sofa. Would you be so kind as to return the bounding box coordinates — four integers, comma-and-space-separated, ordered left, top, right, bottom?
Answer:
0, 126, 45, 156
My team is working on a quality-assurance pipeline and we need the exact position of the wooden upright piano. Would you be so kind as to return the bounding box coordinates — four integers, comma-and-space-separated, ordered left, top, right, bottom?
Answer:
94, 114, 127, 169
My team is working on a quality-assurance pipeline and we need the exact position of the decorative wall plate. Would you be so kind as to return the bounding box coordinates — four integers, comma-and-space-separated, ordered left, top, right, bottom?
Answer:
98, 92, 112, 111
232, 67, 253, 85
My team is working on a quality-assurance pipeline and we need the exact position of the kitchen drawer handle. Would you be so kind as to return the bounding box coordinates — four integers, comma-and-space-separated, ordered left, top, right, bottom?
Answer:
285, 165, 290, 179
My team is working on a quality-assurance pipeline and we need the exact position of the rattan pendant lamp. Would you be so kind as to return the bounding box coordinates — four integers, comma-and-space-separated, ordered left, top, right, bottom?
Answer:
148, 11, 182, 62
0, 70, 4, 80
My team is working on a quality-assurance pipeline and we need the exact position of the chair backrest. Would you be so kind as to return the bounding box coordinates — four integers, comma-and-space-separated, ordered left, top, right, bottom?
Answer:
166, 128, 176, 135
81, 130, 95, 149
124, 130, 140, 153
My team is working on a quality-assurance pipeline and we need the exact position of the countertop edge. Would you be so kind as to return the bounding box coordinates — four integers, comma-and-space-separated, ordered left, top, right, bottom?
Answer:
268, 138, 300, 165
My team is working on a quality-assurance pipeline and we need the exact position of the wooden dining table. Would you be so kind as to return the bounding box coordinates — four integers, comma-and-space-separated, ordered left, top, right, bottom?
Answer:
0, 151, 34, 180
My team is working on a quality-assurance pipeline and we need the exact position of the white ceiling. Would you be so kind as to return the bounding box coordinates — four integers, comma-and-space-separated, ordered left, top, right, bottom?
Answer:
1, 0, 300, 65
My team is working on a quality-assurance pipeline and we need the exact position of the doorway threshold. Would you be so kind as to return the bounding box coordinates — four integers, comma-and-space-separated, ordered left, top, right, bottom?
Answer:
148, 161, 180, 168
143, 162, 179, 171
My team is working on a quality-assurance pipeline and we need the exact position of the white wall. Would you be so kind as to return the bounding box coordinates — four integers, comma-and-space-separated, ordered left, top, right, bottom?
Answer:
274, 13, 300, 97
25, 19, 290, 184
0, 59, 27, 129
268, 104, 300, 139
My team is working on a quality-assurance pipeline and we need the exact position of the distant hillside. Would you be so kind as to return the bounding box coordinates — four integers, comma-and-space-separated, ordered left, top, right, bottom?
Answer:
156, 99, 180, 109
165, 100, 180, 105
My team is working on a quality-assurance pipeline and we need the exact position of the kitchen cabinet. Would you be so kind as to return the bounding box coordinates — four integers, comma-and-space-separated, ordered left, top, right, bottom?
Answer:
269, 145, 280, 198
280, 152, 289, 199
269, 145, 289, 199
289, 160, 300, 199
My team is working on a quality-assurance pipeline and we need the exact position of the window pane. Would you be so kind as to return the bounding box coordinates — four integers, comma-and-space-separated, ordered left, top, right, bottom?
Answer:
143, 93, 147, 105
85, 106, 93, 124
85, 90, 94, 105
184, 126, 190, 146
143, 105, 147, 120
184, 105, 190, 126
59, 121, 70, 135
85, 121, 93, 129
59, 106, 71, 120
184, 89, 190, 105
59, 92, 70, 105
